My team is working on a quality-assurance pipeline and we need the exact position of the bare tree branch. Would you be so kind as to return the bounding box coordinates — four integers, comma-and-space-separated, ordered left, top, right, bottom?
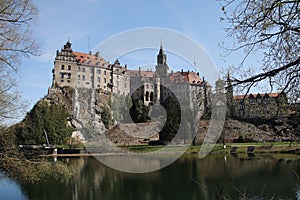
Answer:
0, 0, 38, 125
219, 0, 300, 101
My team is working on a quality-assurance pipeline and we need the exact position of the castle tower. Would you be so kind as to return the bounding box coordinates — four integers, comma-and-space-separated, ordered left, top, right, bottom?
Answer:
226, 72, 234, 117
52, 39, 77, 88
155, 44, 169, 77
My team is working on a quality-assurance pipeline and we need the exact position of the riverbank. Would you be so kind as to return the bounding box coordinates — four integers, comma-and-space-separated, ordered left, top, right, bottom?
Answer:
47, 142, 300, 157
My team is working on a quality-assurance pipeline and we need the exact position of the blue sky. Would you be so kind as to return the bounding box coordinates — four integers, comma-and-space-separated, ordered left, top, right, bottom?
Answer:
18, 0, 253, 118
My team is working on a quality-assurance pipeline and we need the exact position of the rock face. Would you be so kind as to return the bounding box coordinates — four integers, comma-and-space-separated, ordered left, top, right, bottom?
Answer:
46, 87, 111, 142
46, 86, 162, 145
195, 117, 300, 144
45, 86, 300, 145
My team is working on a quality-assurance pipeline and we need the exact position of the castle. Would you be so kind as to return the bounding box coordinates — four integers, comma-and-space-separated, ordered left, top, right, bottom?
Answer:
51, 40, 289, 120
51, 40, 211, 111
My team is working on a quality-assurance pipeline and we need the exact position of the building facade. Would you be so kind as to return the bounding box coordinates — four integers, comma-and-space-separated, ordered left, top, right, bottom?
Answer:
51, 41, 210, 109
232, 93, 288, 119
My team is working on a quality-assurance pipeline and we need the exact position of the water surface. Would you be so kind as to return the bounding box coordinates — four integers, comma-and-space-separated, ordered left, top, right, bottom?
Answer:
3, 154, 300, 199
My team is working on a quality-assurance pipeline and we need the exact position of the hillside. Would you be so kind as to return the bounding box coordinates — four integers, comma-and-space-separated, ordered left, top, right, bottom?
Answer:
11, 86, 300, 146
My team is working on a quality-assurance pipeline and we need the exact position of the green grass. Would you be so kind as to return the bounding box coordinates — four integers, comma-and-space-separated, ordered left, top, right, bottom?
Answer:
117, 142, 300, 155
55, 142, 300, 156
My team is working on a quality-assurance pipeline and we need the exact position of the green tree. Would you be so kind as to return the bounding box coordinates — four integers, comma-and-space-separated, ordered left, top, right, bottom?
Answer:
220, 0, 299, 101
101, 106, 113, 129
14, 100, 73, 145
129, 98, 150, 123
159, 97, 181, 144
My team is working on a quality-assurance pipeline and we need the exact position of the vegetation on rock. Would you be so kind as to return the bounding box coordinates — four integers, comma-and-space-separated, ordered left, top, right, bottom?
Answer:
129, 98, 150, 123
13, 100, 73, 145
159, 97, 181, 144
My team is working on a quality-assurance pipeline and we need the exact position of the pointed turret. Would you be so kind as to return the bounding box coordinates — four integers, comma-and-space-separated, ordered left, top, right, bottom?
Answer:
155, 43, 169, 77
63, 38, 72, 52
157, 44, 167, 65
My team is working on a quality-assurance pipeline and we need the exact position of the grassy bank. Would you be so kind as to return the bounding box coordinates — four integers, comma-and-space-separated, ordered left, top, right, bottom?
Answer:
118, 142, 300, 155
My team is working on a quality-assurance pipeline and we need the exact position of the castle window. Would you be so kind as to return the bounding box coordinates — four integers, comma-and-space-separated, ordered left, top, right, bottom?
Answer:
264, 98, 269, 104
97, 77, 100, 83
82, 67, 85, 72
78, 66, 80, 71
78, 75, 80, 80
67, 73, 71, 79
90, 68, 93, 73
82, 75, 85, 81
249, 99, 254, 105
61, 73, 64, 78
97, 69, 101, 74
104, 78, 106, 83
61, 65, 65, 70
257, 98, 262, 104
68, 65, 71, 70
238, 104, 244, 110
104, 70, 106, 75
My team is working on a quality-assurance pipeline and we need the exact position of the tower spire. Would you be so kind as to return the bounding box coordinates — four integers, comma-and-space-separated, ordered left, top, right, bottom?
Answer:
157, 43, 166, 65
159, 39, 164, 55
156, 42, 169, 77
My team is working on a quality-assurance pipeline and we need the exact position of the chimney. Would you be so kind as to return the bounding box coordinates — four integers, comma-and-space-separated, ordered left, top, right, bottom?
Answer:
89, 51, 92, 55
197, 72, 199, 77
94, 51, 100, 57
139, 66, 141, 75
181, 69, 183, 75
125, 64, 127, 69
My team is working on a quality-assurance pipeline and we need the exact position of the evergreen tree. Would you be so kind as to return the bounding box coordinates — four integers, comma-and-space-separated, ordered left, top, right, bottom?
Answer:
14, 100, 73, 145
159, 97, 181, 144
129, 98, 150, 123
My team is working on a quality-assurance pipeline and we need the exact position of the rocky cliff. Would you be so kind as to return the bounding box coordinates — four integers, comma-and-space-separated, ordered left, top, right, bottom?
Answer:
42, 86, 299, 145
46, 86, 112, 142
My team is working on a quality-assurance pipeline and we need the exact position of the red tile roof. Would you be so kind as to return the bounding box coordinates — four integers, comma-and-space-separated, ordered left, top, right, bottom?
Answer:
73, 52, 107, 67
169, 72, 202, 85
233, 93, 281, 100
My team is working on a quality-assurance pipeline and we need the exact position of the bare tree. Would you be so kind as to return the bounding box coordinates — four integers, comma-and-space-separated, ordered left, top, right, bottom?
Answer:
0, 0, 39, 125
219, 0, 299, 102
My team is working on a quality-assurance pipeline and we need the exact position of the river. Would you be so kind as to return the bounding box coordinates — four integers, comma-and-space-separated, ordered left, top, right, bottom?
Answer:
1, 153, 300, 199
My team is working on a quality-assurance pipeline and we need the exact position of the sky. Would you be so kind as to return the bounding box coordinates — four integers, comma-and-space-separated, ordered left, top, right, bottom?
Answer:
17, 0, 256, 121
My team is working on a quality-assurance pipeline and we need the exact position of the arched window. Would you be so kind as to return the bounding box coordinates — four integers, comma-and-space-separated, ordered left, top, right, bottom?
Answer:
145, 91, 149, 101
150, 92, 154, 101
